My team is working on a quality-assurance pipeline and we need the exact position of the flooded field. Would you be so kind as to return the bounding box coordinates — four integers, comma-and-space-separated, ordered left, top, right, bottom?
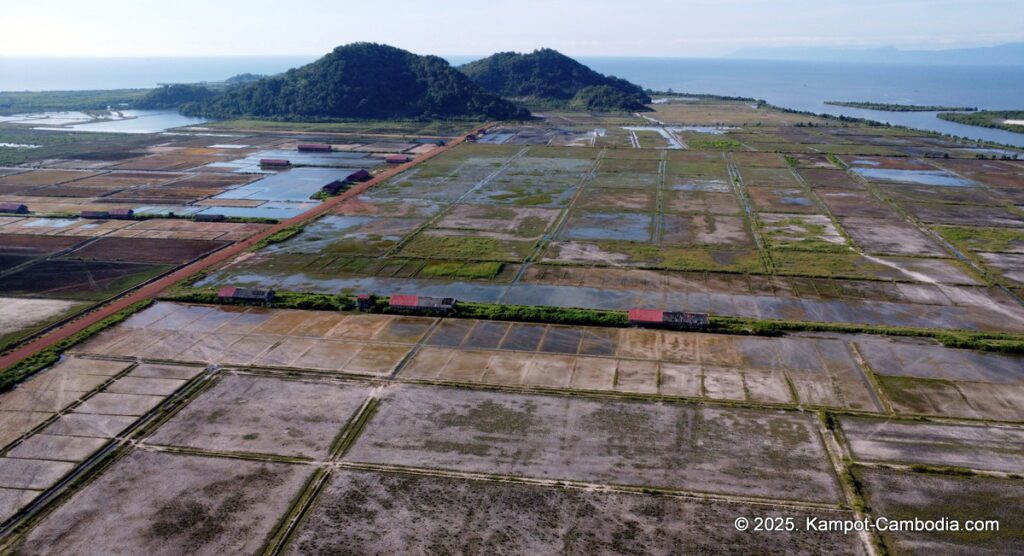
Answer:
195, 109, 1024, 333
1, 98, 1023, 552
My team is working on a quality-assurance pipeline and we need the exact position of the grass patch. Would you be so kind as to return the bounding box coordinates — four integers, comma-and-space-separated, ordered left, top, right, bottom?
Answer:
773, 251, 891, 279
0, 299, 153, 392
399, 235, 533, 262
418, 261, 504, 280
937, 225, 1024, 253
688, 137, 744, 150
251, 225, 303, 250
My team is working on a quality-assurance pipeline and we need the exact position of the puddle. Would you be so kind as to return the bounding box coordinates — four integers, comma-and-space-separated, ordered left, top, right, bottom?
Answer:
23, 218, 76, 228
562, 212, 651, 242
671, 179, 732, 192
852, 168, 975, 187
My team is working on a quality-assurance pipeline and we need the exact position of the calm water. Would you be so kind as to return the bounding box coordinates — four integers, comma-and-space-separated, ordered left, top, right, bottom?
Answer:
577, 57, 1024, 147
2, 55, 1022, 146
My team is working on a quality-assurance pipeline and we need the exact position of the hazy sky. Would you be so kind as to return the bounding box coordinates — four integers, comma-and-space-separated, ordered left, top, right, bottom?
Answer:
3, 0, 1022, 57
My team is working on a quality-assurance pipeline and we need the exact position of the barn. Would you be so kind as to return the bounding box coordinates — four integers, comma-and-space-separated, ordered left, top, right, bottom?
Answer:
260, 158, 291, 168
218, 286, 275, 303
0, 203, 28, 214
297, 143, 332, 152
108, 208, 134, 220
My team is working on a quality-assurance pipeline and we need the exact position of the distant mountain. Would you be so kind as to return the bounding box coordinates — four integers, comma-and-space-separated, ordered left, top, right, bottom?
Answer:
459, 48, 651, 110
182, 43, 528, 120
730, 42, 1024, 65
135, 84, 217, 109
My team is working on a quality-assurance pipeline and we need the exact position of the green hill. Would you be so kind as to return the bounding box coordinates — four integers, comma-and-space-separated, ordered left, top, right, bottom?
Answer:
459, 48, 651, 110
181, 43, 528, 121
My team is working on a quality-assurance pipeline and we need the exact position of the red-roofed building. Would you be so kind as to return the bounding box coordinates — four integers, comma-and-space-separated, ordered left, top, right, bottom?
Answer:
389, 294, 456, 315
385, 154, 409, 164
628, 308, 664, 324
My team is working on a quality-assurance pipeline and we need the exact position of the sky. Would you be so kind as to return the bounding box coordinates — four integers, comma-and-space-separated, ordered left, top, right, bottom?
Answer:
2, 0, 1022, 58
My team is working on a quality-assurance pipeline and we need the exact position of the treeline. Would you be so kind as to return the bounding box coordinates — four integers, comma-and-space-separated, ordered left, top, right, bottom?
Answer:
938, 110, 1024, 133
0, 89, 148, 115
827, 101, 978, 112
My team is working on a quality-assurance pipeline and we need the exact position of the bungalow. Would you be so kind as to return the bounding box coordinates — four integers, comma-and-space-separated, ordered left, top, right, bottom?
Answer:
385, 154, 409, 164
388, 294, 456, 315
0, 203, 28, 214
628, 308, 709, 331
218, 286, 275, 303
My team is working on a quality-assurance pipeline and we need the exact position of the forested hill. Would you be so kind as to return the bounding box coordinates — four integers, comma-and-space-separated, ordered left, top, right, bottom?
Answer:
180, 43, 529, 120
459, 48, 651, 110
135, 84, 218, 109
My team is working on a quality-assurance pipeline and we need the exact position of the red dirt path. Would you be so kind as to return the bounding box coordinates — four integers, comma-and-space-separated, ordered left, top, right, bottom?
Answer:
0, 126, 489, 371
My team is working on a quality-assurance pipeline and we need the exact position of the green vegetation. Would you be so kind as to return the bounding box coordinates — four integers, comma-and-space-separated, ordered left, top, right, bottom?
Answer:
826, 153, 848, 169
826, 101, 977, 112
459, 48, 650, 111
0, 124, 138, 166
938, 110, 1024, 134
0, 89, 149, 115
687, 137, 744, 150
399, 235, 533, 262
418, 261, 504, 280
0, 300, 153, 392
773, 251, 891, 279
135, 84, 218, 109
183, 43, 527, 121
202, 118, 478, 136
568, 85, 647, 112
937, 225, 1024, 253
251, 225, 303, 250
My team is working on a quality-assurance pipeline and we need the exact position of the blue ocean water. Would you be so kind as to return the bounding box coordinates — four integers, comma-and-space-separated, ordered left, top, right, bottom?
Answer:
2, 55, 1022, 146
579, 57, 1024, 147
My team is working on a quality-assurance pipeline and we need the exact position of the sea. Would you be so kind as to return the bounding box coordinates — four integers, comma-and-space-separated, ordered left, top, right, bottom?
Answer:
1, 55, 1022, 147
